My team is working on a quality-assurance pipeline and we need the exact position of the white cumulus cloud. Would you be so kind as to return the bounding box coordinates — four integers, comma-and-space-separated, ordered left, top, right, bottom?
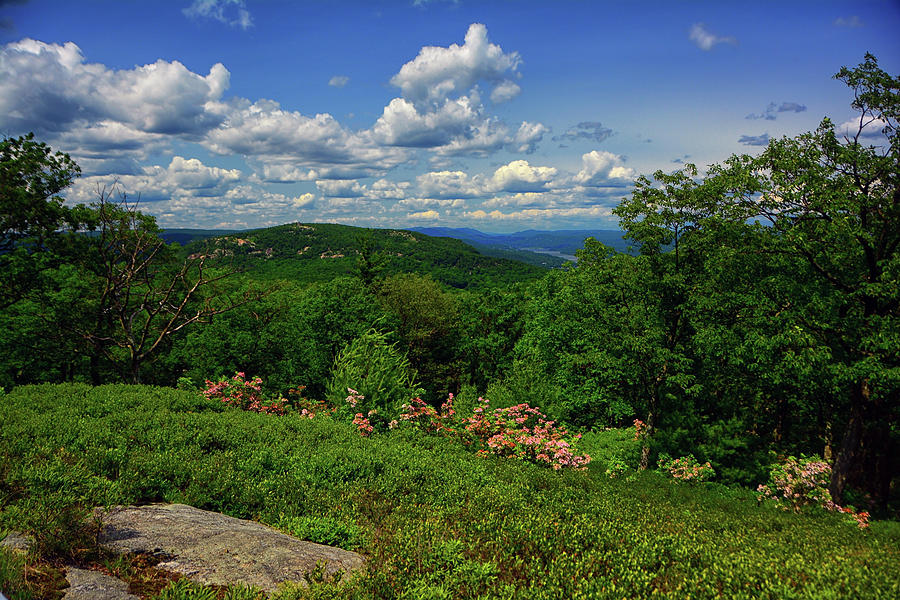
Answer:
1, 27, 572, 227
293, 192, 316, 208
67, 158, 317, 229
511, 121, 549, 153
206, 98, 409, 180
488, 160, 557, 193
372, 94, 481, 147
490, 80, 521, 104
416, 170, 480, 199
316, 179, 367, 198
390, 23, 520, 107
407, 209, 441, 220
836, 117, 889, 139
224, 185, 314, 209
68, 156, 241, 202
575, 150, 635, 186
481, 192, 548, 209
399, 198, 465, 210
689, 23, 736, 51
0, 39, 229, 137
0, 38, 412, 183
328, 75, 349, 87
368, 179, 411, 200
372, 23, 544, 157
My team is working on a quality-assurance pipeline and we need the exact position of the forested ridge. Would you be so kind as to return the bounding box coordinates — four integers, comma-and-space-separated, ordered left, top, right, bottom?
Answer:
164, 225, 574, 269
0, 54, 898, 599
177, 221, 552, 288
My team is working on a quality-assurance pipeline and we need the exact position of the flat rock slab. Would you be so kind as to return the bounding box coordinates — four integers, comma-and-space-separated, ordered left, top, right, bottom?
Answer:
63, 568, 139, 600
0, 532, 33, 552
97, 504, 364, 592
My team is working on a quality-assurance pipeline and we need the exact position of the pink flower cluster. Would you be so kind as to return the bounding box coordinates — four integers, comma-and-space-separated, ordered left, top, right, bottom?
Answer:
399, 395, 591, 471
203, 372, 286, 415
658, 454, 715, 482
290, 386, 323, 419
345, 388, 363, 409
352, 412, 375, 436
757, 456, 831, 510
757, 455, 870, 529
345, 389, 376, 436
633, 419, 649, 441
399, 395, 455, 434
825, 502, 871, 529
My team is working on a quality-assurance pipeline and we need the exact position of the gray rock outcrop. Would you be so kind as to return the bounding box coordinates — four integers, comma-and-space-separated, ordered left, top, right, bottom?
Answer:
63, 568, 140, 600
96, 504, 364, 592
0, 532, 33, 553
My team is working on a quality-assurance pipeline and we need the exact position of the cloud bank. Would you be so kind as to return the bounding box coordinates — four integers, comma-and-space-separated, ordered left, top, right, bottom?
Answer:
0, 24, 633, 229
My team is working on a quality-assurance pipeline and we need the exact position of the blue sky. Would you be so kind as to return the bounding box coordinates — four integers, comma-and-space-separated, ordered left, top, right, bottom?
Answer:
2, 0, 898, 231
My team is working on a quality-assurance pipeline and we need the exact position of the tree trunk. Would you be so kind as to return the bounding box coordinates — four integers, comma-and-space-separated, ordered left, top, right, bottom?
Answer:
639, 438, 651, 470
865, 411, 895, 510
89, 351, 102, 386
639, 409, 654, 471
829, 378, 895, 509
129, 356, 142, 385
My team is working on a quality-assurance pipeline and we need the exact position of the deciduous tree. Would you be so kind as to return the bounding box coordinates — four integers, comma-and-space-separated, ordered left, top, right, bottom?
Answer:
0, 133, 81, 308
64, 186, 258, 384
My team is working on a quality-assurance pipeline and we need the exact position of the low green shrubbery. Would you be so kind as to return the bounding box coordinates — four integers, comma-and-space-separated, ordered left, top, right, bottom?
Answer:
0, 545, 32, 600
1, 384, 898, 599
273, 515, 362, 550
578, 426, 641, 474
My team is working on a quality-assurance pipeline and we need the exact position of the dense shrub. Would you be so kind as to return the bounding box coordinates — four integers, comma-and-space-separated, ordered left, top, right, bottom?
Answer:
757, 454, 871, 528
203, 372, 288, 415
657, 453, 716, 483
396, 394, 591, 470
326, 329, 422, 422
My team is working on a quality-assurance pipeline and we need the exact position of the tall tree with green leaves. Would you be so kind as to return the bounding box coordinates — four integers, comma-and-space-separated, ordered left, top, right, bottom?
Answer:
73, 187, 260, 383
611, 54, 898, 503
0, 133, 82, 308
376, 272, 461, 400
737, 54, 899, 504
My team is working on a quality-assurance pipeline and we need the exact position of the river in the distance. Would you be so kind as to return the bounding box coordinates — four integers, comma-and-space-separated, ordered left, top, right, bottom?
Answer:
523, 248, 579, 263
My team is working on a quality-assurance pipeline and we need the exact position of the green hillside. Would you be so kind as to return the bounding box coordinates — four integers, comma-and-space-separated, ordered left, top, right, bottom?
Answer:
182, 222, 549, 289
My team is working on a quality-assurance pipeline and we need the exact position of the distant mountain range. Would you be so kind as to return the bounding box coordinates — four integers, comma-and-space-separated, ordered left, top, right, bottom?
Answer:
409, 227, 632, 260
159, 228, 239, 246
159, 225, 633, 279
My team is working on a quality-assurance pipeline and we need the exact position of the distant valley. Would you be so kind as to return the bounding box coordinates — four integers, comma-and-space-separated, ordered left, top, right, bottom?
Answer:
409, 227, 633, 262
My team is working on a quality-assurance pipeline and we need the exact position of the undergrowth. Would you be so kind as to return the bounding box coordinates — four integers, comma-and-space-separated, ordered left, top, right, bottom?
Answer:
1, 384, 898, 599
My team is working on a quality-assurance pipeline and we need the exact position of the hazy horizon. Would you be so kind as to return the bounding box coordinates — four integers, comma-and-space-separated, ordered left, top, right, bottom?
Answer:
159, 223, 625, 235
